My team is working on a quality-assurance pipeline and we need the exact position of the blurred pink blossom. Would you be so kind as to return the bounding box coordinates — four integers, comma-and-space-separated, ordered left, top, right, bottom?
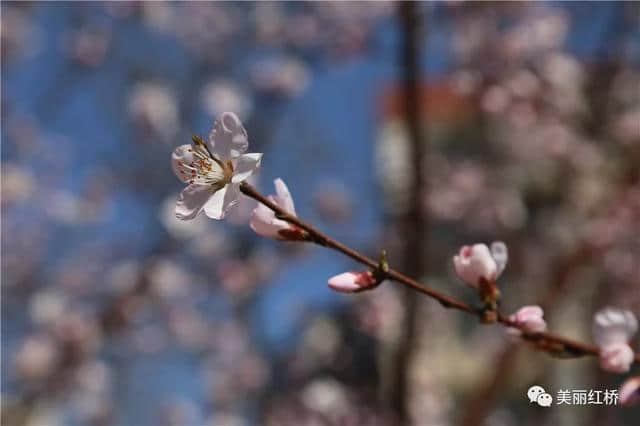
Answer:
599, 343, 635, 374
593, 307, 638, 348
129, 82, 179, 141
63, 26, 111, 67
619, 376, 640, 406
593, 307, 638, 373
312, 179, 353, 222
14, 334, 59, 380
508, 305, 547, 333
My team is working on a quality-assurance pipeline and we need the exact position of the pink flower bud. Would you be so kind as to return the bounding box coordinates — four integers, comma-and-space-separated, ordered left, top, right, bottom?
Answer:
592, 307, 638, 348
509, 305, 547, 333
453, 243, 500, 288
328, 271, 377, 293
250, 178, 305, 240
599, 342, 635, 373
619, 376, 640, 406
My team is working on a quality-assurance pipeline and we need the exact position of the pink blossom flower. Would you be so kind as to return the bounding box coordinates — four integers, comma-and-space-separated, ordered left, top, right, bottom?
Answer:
509, 305, 547, 333
599, 342, 635, 373
172, 112, 262, 220
453, 242, 507, 288
593, 307, 638, 373
619, 376, 640, 406
250, 178, 304, 240
593, 307, 638, 347
328, 271, 377, 293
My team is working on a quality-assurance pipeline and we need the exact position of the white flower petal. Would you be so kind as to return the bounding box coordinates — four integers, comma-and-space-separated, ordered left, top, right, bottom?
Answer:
203, 183, 239, 220
274, 178, 295, 215
250, 203, 285, 238
490, 241, 508, 277
208, 112, 248, 161
469, 244, 498, 282
231, 153, 262, 183
453, 253, 477, 287
171, 144, 197, 183
176, 184, 214, 220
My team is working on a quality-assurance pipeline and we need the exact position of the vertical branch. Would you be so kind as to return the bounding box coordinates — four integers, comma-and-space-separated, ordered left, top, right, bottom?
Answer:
390, 2, 427, 423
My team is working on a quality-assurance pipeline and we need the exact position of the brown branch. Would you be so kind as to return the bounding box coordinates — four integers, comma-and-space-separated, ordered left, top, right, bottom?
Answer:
239, 181, 640, 364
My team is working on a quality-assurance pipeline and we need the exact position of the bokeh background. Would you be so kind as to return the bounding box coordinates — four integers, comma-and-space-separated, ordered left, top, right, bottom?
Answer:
2, 2, 639, 425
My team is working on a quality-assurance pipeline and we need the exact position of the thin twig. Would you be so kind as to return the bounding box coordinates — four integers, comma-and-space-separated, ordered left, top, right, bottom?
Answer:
239, 181, 640, 364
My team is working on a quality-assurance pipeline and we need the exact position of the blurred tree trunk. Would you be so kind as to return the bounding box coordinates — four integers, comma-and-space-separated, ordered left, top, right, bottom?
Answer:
389, 2, 428, 423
